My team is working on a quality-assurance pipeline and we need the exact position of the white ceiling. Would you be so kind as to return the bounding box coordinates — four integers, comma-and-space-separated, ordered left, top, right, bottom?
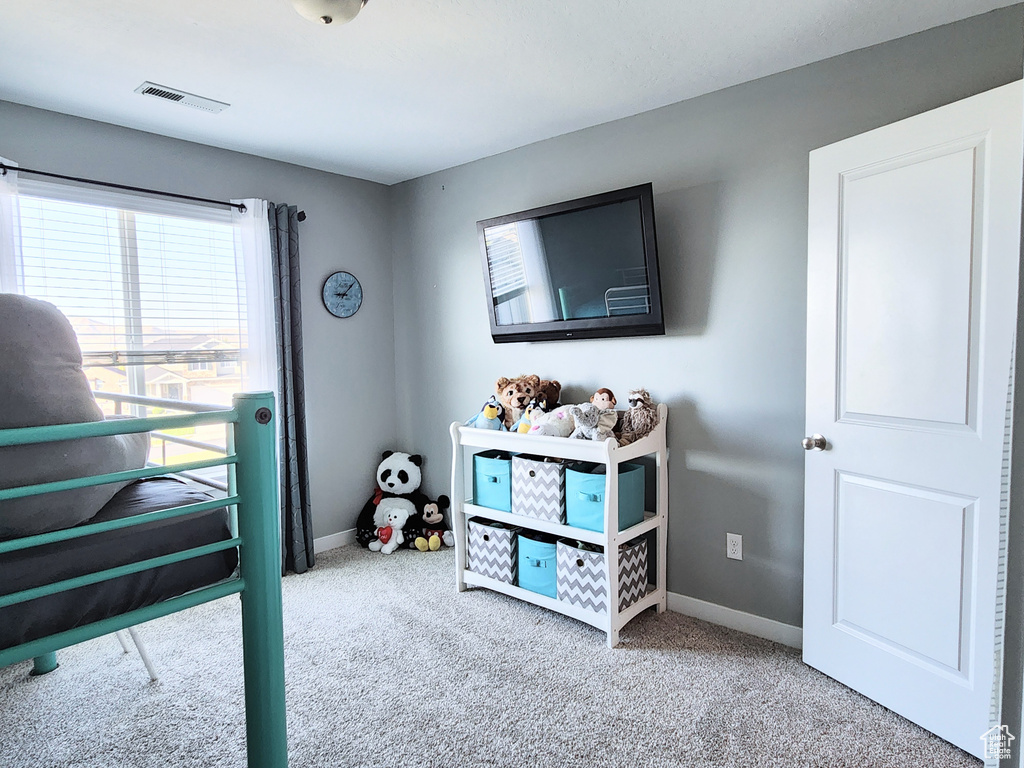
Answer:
0, 1, 1015, 185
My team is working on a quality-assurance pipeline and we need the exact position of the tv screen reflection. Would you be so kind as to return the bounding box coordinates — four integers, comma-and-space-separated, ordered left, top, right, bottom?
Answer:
483, 198, 651, 327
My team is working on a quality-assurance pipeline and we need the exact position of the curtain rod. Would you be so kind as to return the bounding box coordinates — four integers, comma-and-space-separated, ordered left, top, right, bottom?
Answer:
0, 163, 247, 213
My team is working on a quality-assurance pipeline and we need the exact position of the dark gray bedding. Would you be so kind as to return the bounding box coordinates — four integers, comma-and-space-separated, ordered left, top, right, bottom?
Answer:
0, 477, 238, 650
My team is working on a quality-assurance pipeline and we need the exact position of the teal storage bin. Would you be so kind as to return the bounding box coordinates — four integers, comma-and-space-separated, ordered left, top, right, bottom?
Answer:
565, 463, 645, 533
517, 533, 558, 598
473, 450, 513, 512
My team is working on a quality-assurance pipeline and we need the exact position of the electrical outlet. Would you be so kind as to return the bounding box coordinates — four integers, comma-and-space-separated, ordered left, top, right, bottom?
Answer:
726, 533, 743, 561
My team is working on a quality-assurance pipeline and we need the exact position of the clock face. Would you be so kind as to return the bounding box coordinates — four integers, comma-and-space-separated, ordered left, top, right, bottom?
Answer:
322, 271, 363, 318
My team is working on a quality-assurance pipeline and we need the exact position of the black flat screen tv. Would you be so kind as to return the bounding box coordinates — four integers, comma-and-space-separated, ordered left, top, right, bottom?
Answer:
477, 183, 664, 343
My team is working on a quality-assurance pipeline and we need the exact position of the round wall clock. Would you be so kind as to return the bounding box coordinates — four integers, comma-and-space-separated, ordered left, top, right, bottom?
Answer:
322, 271, 363, 318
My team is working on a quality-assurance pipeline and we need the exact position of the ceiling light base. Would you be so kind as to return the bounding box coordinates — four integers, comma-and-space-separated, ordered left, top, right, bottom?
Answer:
289, 0, 368, 25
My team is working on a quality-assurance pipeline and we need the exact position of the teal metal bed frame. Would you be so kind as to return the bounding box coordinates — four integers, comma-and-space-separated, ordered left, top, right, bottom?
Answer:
0, 391, 288, 768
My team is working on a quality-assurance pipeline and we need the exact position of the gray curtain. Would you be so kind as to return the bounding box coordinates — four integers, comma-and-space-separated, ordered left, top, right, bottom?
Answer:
269, 203, 314, 574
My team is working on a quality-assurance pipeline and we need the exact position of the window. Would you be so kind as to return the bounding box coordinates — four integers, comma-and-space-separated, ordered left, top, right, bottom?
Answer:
1, 177, 274, 489
10, 180, 248, 411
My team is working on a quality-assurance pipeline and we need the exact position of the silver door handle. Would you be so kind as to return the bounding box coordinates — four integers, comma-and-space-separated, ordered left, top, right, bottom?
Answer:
802, 434, 828, 451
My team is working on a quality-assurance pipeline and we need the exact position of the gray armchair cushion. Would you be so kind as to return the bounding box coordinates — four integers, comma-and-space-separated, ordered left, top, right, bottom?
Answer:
0, 294, 149, 540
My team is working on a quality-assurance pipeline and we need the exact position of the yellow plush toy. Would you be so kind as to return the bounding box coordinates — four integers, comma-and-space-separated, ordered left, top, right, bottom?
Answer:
512, 397, 547, 433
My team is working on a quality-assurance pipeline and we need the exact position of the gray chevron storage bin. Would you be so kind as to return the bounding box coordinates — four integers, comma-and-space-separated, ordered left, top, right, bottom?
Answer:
556, 538, 647, 614
467, 518, 519, 584
512, 455, 566, 523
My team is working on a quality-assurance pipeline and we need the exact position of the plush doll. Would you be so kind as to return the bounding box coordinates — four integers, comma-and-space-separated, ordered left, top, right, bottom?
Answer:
356, 451, 429, 549
617, 388, 659, 446
590, 388, 616, 410
511, 397, 547, 434
415, 495, 454, 552
537, 379, 562, 410
369, 505, 412, 555
495, 374, 541, 430
464, 396, 507, 430
568, 402, 616, 441
527, 404, 576, 438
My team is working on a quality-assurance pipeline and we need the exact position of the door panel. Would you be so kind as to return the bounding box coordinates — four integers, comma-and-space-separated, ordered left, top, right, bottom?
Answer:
835, 473, 973, 676
840, 143, 980, 428
804, 81, 1022, 759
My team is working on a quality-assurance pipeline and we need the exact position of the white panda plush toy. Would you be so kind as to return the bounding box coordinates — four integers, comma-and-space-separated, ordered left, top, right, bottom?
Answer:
356, 451, 429, 550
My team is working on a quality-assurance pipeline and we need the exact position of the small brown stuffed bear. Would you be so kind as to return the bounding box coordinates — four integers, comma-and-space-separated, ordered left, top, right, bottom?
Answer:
537, 379, 562, 410
495, 374, 541, 430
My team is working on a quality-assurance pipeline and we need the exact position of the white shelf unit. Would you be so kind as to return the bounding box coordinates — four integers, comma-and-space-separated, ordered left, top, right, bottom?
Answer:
449, 403, 668, 648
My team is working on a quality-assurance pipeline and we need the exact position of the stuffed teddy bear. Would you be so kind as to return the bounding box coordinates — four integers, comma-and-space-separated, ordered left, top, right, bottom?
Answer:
415, 495, 454, 552
527, 404, 576, 438
568, 402, 616, 441
495, 374, 541, 430
356, 451, 429, 549
369, 505, 412, 555
617, 388, 659, 446
537, 379, 562, 410
464, 395, 507, 430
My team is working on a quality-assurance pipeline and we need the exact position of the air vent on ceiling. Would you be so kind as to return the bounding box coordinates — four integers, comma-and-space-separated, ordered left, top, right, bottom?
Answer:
134, 82, 229, 114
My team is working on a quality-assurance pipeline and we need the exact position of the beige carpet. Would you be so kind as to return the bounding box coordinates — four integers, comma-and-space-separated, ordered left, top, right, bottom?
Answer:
0, 545, 978, 768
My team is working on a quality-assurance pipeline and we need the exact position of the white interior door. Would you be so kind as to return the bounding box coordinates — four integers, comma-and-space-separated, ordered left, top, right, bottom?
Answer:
803, 81, 1023, 759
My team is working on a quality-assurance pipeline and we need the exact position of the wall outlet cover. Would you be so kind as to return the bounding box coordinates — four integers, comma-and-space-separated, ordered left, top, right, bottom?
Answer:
727, 532, 743, 560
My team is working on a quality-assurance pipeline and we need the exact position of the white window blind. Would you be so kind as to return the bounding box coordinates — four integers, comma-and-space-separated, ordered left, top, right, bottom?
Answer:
484, 223, 528, 303
11, 179, 250, 410
0, 171, 275, 492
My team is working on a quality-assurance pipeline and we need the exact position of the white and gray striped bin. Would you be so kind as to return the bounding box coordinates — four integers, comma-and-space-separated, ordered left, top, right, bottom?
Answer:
512, 455, 566, 524
556, 538, 648, 614
467, 518, 518, 584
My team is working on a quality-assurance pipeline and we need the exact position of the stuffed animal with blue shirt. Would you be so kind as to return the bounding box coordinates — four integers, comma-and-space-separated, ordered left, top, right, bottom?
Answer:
464, 396, 507, 430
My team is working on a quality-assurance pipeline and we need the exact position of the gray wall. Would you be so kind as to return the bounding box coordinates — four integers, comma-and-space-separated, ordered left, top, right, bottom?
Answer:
0, 101, 396, 541
390, 6, 1024, 627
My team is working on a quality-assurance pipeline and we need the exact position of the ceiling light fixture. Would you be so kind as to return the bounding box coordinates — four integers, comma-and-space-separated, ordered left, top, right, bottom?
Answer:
289, 0, 368, 25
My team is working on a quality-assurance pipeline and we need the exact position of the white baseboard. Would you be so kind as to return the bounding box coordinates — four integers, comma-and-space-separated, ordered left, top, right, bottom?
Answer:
313, 528, 356, 554
667, 592, 802, 649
